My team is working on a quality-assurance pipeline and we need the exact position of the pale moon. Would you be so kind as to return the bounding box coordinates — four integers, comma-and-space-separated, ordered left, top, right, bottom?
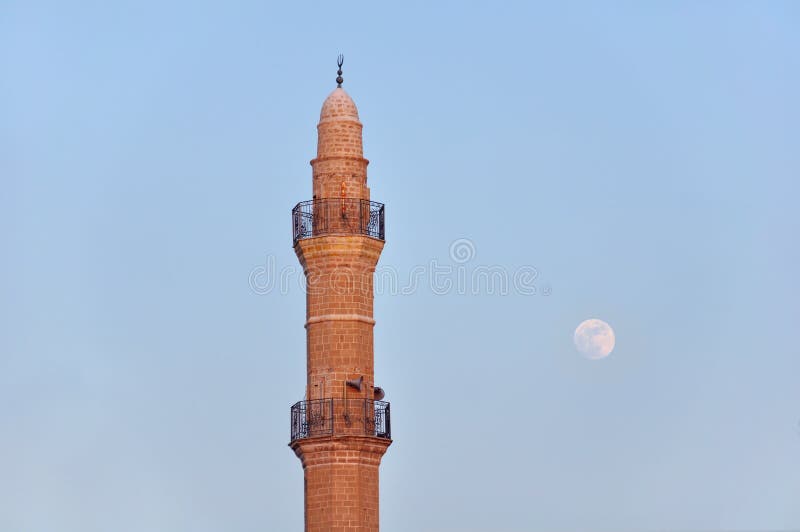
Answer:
574, 319, 615, 360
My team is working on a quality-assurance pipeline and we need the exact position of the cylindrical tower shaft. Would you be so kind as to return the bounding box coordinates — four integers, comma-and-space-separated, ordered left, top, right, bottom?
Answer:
289, 74, 391, 532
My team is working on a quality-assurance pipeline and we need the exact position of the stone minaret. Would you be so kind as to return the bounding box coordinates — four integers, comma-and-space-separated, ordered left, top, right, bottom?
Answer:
289, 58, 391, 532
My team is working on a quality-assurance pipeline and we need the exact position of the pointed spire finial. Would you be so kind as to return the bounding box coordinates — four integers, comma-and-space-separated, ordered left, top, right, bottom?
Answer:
336, 54, 344, 87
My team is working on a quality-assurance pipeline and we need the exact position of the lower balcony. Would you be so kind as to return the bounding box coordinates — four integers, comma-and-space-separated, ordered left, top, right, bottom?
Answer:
290, 398, 391, 442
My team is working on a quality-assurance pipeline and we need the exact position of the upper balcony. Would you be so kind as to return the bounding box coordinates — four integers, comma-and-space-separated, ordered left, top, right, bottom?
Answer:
292, 199, 385, 244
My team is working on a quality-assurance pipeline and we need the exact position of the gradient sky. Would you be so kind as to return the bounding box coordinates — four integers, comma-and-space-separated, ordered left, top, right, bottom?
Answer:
2, 2, 799, 531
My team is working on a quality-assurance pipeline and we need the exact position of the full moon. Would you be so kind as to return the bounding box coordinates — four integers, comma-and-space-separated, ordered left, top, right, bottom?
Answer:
574, 319, 615, 360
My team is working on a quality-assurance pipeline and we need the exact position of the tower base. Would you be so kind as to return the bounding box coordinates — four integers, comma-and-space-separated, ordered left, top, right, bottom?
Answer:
290, 435, 391, 532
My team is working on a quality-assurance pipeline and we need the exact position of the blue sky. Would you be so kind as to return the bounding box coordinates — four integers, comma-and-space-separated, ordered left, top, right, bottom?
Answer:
2, 1, 799, 531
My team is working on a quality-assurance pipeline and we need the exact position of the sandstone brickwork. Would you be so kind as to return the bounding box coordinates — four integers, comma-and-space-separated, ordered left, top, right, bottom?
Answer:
290, 85, 390, 532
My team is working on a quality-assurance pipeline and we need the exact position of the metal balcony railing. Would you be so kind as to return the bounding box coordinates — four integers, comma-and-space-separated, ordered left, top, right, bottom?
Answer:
292, 199, 385, 244
290, 398, 391, 442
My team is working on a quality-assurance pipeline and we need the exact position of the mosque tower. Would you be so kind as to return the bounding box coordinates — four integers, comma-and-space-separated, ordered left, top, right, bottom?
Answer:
289, 57, 391, 532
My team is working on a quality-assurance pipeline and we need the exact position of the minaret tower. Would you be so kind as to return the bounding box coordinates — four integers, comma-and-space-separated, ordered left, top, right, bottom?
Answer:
289, 57, 391, 532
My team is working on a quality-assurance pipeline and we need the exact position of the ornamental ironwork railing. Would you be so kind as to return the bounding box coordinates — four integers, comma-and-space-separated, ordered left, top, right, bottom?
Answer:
290, 398, 391, 442
292, 199, 385, 243
290, 398, 333, 440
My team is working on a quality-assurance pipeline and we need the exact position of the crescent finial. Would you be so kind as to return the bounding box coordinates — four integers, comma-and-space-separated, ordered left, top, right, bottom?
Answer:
336, 54, 344, 87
